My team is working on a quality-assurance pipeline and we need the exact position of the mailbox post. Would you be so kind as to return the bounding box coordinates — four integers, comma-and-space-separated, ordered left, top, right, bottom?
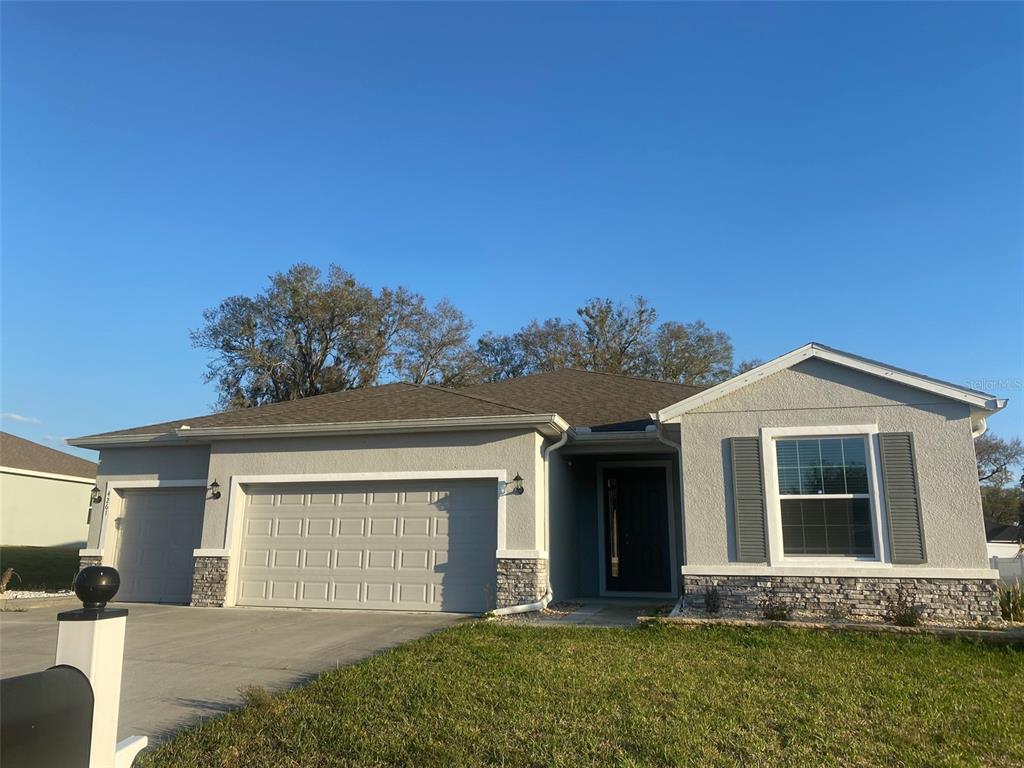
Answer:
56, 566, 148, 768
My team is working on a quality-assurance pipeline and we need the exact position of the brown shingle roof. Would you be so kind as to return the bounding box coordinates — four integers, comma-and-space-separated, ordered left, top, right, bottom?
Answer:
462, 369, 705, 430
72, 369, 706, 441
1, 432, 97, 478
80, 383, 535, 439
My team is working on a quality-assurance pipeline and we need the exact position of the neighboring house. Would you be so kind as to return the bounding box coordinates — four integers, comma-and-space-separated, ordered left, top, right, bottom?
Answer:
985, 518, 1023, 584
68, 343, 1007, 620
1, 432, 97, 548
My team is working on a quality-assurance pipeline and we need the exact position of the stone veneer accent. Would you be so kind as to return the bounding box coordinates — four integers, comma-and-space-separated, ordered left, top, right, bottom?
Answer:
79, 555, 103, 571
496, 558, 548, 609
190, 556, 230, 607
683, 574, 1001, 622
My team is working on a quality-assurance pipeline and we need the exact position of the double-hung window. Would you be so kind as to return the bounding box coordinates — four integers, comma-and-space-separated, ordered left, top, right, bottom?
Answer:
774, 436, 874, 557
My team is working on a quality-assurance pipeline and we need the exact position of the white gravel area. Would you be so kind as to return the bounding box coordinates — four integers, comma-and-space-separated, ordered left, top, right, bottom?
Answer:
0, 590, 75, 600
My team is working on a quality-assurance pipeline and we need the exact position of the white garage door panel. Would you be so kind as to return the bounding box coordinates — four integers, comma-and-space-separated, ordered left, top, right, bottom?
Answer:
115, 488, 205, 604
237, 480, 497, 613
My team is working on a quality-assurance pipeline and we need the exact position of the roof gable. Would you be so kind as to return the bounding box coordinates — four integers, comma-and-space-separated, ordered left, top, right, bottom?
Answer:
656, 343, 1007, 420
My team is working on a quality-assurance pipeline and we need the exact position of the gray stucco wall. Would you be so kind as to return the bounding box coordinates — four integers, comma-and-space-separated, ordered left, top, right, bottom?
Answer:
201, 429, 543, 551
86, 445, 212, 548
677, 358, 989, 571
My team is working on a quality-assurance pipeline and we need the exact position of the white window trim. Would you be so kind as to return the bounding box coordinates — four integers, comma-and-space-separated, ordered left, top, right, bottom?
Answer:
760, 425, 892, 569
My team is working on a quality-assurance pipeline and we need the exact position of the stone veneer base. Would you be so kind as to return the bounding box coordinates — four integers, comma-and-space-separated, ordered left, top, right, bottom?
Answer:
191, 556, 229, 607
496, 558, 548, 609
682, 574, 1001, 622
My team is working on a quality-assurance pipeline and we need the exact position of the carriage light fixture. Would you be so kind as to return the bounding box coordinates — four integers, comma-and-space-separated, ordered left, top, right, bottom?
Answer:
511, 473, 524, 495
209, 479, 222, 499
90, 486, 103, 505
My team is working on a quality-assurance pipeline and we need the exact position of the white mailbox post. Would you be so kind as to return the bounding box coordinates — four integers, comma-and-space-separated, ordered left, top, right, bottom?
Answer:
56, 567, 148, 768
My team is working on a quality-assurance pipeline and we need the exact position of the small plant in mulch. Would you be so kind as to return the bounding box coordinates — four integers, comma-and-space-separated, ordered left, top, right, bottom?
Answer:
998, 580, 1024, 622
759, 587, 793, 621
703, 585, 721, 615
0, 568, 21, 594
884, 586, 922, 627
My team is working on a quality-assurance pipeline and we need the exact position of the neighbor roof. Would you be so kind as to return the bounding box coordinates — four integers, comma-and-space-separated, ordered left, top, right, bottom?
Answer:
462, 369, 704, 431
68, 369, 705, 446
1, 432, 97, 479
985, 519, 1023, 544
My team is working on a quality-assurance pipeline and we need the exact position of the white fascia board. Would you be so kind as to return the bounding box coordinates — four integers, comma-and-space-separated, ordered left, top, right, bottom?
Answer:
69, 413, 571, 448
656, 342, 1007, 421
66, 433, 186, 448
0, 466, 96, 484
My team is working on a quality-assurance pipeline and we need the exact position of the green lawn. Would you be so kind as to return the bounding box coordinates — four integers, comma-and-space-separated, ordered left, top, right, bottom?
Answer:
138, 622, 1022, 768
0, 546, 80, 592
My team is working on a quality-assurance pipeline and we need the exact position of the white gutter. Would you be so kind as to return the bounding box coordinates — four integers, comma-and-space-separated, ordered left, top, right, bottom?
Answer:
491, 428, 568, 616
491, 592, 551, 616
0, 466, 96, 484
69, 413, 571, 448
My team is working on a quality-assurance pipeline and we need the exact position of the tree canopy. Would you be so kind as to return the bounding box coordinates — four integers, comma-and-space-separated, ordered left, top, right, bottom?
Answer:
975, 432, 1024, 525
192, 263, 754, 408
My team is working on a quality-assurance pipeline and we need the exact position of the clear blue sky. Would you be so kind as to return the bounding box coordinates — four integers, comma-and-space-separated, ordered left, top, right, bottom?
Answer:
2, 2, 1022, 460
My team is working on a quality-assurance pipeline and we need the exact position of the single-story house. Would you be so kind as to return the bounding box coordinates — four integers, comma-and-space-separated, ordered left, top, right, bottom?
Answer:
1, 432, 97, 548
68, 343, 1007, 620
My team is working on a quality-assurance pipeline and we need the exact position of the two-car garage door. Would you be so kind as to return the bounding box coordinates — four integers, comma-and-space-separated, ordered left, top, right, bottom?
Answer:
236, 479, 498, 613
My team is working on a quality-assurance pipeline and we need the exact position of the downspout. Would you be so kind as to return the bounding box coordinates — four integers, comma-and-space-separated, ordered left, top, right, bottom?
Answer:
654, 419, 686, 604
491, 428, 569, 617
971, 415, 988, 439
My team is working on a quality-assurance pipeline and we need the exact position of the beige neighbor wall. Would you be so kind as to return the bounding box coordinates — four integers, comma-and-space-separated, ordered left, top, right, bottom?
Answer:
85, 445, 213, 549
0, 471, 92, 547
677, 357, 990, 572
201, 429, 544, 552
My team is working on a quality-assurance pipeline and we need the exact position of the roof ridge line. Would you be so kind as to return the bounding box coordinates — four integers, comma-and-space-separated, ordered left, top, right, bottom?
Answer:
562, 367, 706, 389
419, 384, 539, 415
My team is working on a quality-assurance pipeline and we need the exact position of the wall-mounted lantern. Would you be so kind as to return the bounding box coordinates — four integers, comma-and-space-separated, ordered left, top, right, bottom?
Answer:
90, 486, 103, 505
209, 479, 221, 499
511, 473, 524, 495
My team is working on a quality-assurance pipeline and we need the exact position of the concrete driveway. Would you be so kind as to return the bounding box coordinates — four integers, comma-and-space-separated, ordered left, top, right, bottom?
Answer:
0, 601, 463, 742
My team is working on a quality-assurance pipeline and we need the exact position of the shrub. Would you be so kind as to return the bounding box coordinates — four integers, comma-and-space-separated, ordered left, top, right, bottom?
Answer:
884, 587, 922, 627
759, 587, 792, 621
703, 585, 721, 615
998, 580, 1024, 622
238, 685, 274, 710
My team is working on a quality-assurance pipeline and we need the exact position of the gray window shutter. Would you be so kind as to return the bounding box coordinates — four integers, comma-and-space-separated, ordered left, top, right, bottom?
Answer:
878, 432, 927, 564
730, 437, 767, 562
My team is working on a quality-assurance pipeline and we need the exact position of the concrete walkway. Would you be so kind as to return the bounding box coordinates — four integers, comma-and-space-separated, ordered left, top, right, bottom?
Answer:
502, 599, 674, 627
0, 602, 462, 742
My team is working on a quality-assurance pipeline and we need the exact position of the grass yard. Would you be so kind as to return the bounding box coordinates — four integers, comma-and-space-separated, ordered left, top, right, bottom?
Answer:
0, 545, 80, 592
138, 621, 1023, 768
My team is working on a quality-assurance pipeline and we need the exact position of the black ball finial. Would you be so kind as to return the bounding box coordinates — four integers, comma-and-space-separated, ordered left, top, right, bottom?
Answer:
74, 566, 120, 611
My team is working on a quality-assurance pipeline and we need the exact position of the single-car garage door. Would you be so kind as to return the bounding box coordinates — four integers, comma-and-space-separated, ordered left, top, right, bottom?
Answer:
114, 488, 205, 603
236, 479, 498, 613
